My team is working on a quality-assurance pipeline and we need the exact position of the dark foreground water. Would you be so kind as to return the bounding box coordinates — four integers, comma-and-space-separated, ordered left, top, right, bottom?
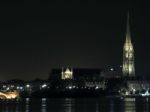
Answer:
0, 97, 149, 112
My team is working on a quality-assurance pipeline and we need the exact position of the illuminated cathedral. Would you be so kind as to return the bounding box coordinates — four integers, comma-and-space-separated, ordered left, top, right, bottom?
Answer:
61, 67, 73, 80
122, 13, 135, 77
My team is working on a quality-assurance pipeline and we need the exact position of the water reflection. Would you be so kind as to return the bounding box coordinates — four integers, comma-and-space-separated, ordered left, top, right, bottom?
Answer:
15, 101, 19, 112
142, 97, 150, 112
0, 97, 149, 112
63, 98, 74, 112
109, 98, 114, 112
41, 98, 47, 112
25, 98, 30, 112
0, 100, 21, 112
124, 98, 136, 112
96, 102, 99, 112
145, 98, 149, 112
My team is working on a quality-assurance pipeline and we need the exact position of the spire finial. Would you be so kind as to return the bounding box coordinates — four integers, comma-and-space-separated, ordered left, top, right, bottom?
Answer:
126, 11, 131, 43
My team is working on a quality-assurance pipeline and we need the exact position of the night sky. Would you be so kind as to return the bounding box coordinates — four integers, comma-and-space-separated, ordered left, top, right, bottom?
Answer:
0, 1, 150, 80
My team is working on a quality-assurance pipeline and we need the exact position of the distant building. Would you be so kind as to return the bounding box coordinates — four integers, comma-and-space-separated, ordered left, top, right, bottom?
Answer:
73, 68, 102, 81
49, 68, 106, 89
61, 67, 73, 80
127, 80, 150, 91
122, 12, 135, 77
49, 68, 102, 81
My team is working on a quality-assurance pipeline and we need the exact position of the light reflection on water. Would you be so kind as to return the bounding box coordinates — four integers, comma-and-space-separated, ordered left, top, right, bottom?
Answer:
63, 98, 74, 112
0, 97, 149, 112
124, 98, 136, 112
25, 98, 29, 112
41, 98, 47, 112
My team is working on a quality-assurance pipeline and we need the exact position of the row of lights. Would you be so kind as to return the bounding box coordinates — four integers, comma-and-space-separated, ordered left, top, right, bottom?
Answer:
1, 83, 49, 91
65, 85, 101, 90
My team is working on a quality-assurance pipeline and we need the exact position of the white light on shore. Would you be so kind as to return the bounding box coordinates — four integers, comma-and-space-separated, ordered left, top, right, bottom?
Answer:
42, 84, 47, 88
26, 84, 30, 88
69, 86, 72, 89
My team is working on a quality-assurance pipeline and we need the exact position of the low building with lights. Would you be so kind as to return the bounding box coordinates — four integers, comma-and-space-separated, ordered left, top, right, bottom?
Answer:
126, 80, 150, 94
49, 68, 103, 81
49, 67, 106, 90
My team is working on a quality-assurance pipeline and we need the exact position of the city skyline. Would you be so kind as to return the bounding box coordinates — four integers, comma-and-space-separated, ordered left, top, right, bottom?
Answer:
0, 1, 150, 80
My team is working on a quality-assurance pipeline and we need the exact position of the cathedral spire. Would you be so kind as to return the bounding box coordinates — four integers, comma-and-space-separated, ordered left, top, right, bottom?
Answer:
126, 12, 132, 44
122, 12, 135, 77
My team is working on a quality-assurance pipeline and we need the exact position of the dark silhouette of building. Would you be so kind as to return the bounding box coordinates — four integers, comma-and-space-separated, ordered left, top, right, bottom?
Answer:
49, 68, 103, 81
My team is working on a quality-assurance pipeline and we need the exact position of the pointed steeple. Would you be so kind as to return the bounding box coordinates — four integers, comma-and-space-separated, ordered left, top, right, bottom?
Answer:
125, 12, 132, 44
122, 12, 135, 77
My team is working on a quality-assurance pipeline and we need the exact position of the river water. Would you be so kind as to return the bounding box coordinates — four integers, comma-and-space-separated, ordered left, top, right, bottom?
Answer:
0, 97, 149, 112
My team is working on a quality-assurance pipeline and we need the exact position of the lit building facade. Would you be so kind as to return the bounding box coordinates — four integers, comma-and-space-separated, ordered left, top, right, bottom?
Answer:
61, 67, 73, 80
49, 68, 102, 81
49, 68, 105, 90
122, 13, 135, 77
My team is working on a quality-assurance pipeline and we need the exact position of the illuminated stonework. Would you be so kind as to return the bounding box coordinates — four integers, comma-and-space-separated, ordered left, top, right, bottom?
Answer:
61, 67, 73, 80
0, 91, 19, 99
122, 13, 135, 77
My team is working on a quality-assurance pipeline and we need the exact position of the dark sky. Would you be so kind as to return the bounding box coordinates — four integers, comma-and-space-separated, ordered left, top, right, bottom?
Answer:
0, 1, 150, 80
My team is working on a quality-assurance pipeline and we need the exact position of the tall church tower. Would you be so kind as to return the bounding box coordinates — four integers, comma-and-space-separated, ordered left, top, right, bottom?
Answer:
122, 13, 135, 77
